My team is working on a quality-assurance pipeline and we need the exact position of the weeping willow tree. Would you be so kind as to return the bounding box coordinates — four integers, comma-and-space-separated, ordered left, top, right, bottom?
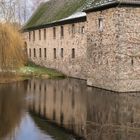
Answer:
0, 23, 27, 82
0, 23, 26, 70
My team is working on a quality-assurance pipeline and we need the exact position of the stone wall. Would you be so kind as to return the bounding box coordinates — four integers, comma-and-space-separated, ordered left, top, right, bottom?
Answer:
86, 8, 120, 91
25, 21, 87, 79
86, 7, 140, 92
116, 7, 140, 92
25, 6, 140, 92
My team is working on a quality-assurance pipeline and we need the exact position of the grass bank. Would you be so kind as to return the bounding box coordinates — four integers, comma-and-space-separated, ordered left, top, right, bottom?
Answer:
18, 62, 65, 79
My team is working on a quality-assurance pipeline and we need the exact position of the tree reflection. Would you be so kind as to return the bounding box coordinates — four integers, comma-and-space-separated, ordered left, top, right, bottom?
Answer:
0, 82, 26, 139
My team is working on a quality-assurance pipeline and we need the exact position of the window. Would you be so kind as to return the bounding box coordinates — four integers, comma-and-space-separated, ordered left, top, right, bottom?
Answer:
54, 48, 56, 59
44, 48, 47, 58
72, 48, 75, 58
29, 32, 31, 41
39, 30, 41, 40
72, 24, 75, 35
61, 26, 64, 38
44, 29, 46, 40
131, 57, 134, 66
81, 26, 85, 34
33, 31, 35, 41
53, 27, 56, 39
61, 48, 64, 58
39, 48, 41, 58
29, 48, 31, 57
99, 18, 103, 32
33, 48, 36, 57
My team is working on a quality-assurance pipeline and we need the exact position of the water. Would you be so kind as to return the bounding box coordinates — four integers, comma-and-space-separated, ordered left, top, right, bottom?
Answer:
0, 78, 140, 140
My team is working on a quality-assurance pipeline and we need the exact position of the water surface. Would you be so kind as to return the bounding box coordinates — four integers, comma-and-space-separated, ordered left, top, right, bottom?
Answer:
0, 78, 140, 140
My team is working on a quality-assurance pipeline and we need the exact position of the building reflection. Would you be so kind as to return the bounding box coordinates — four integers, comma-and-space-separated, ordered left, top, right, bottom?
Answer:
28, 78, 140, 140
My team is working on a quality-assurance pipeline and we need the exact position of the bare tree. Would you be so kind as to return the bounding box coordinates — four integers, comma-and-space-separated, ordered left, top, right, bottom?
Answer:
0, 0, 31, 24
0, 0, 16, 22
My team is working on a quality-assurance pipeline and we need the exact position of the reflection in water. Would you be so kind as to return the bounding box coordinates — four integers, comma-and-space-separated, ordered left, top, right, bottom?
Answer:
0, 82, 26, 139
28, 78, 140, 140
1, 78, 140, 140
0, 80, 75, 140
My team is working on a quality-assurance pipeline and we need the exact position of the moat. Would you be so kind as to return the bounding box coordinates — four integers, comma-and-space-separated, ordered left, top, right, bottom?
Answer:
0, 78, 140, 140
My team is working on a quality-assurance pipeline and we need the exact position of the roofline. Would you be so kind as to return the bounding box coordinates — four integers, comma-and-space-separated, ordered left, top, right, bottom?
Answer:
84, 1, 140, 13
23, 16, 86, 32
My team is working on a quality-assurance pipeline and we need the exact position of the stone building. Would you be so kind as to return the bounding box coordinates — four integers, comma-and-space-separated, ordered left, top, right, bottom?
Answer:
23, 0, 140, 92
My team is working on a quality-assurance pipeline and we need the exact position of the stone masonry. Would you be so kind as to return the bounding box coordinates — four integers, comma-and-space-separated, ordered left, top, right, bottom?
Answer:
86, 7, 140, 92
24, 2, 140, 92
25, 21, 87, 80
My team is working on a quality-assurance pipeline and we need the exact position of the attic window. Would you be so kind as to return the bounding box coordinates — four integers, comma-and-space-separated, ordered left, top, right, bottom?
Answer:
98, 18, 103, 32
39, 30, 41, 40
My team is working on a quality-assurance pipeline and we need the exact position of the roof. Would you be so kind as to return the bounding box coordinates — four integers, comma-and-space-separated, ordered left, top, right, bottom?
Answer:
23, 0, 93, 31
23, 0, 140, 31
84, 0, 140, 12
